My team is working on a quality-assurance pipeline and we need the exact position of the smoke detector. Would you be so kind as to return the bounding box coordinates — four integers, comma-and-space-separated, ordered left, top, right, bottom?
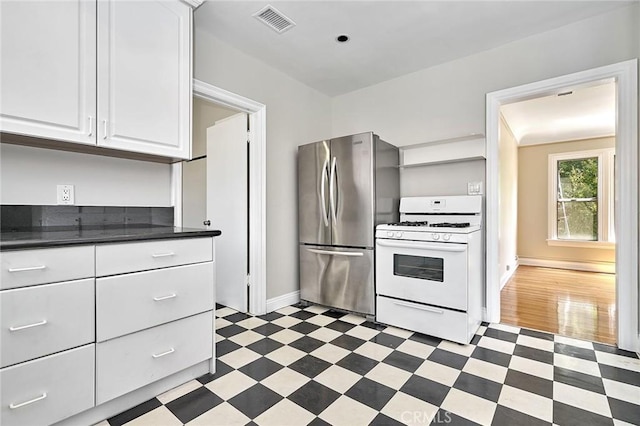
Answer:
253, 5, 296, 34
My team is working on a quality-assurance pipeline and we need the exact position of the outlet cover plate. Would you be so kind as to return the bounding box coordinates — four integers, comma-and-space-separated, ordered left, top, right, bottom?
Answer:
57, 184, 75, 205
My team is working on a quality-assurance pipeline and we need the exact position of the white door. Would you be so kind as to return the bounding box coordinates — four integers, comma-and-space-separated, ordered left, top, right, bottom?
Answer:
206, 113, 248, 312
0, 0, 96, 145
97, 0, 191, 159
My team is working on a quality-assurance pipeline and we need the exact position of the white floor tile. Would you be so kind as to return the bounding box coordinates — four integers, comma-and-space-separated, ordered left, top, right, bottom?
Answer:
382, 326, 414, 339
614, 419, 638, 426
477, 326, 487, 336
414, 360, 461, 387
340, 314, 367, 325
127, 407, 183, 426
477, 336, 516, 354
381, 392, 439, 425
265, 345, 306, 366
516, 334, 555, 352
305, 314, 336, 327
437, 340, 476, 357
276, 306, 300, 315
603, 378, 640, 405
509, 356, 554, 380
596, 351, 640, 373
186, 402, 250, 426
304, 305, 329, 314
498, 385, 553, 422
554, 353, 601, 377
215, 318, 232, 330
219, 347, 261, 369
554, 335, 594, 350
345, 325, 380, 341
205, 370, 257, 400
396, 339, 436, 359
365, 362, 412, 390
270, 315, 302, 329
311, 343, 351, 364
463, 358, 508, 384
260, 367, 310, 397
254, 398, 315, 426
157, 380, 203, 404
308, 326, 343, 343
314, 365, 362, 393
215, 307, 237, 318
491, 323, 521, 334
353, 341, 394, 361
554, 382, 612, 417
228, 330, 264, 346
269, 328, 305, 345
235, 317, 267, 330
440, 388, 498, 425
319, 395, 378, 426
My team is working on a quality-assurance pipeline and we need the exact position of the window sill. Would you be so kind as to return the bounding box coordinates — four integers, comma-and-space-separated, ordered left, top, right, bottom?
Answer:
547, 239, 615, 249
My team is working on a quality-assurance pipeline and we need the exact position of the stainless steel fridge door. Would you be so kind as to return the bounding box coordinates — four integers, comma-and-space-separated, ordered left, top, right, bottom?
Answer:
329, 133, 374, 248
299, 245, 374, 315
298, 140, 331, 246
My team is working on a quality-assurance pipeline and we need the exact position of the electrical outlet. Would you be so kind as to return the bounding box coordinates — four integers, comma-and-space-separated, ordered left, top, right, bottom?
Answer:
467, 181, 483, 195
57, 185, 75, 205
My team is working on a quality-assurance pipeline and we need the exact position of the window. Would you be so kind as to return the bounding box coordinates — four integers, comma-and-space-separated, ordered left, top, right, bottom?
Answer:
548, 148, 615, 248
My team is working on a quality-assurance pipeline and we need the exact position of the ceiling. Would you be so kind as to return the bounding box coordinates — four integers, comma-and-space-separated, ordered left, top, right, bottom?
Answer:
194, 1, 632, 97
500, 82, 616, 146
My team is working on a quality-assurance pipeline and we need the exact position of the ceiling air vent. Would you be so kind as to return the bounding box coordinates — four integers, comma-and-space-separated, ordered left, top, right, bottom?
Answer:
253, 5, 296, 34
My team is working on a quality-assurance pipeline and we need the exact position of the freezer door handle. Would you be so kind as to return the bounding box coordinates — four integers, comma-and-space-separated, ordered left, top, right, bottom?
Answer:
307, 248, 364, 257
376, 239, 467, 252
320, 158, 330, 227
329, 156, 338, 222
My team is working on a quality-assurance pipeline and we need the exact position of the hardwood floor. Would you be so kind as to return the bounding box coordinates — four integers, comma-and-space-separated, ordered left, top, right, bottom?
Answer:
500, 265, 616, 344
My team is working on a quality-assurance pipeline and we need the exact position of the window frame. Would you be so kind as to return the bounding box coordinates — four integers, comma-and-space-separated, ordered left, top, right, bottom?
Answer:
547, 148, 615, 249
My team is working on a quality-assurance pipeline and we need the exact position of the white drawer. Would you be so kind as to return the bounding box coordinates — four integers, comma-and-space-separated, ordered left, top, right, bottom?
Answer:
0, 344, 95, 426
96, 312, 213, 404
96, 262, 214, 341
0, 278, 95, 368
376, 296, 471, 344
96, 238, 213, 276
0, 246, 94, 290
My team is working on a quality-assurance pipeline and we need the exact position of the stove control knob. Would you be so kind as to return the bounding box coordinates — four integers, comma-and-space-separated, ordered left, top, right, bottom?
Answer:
387, 231, 394, 237
395, 231, 403, 238
443, 234, 451, 241
431, 233, 440, 240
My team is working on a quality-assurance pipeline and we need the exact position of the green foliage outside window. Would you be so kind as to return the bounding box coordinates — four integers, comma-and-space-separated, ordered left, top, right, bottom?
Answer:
556, 157, 598, 240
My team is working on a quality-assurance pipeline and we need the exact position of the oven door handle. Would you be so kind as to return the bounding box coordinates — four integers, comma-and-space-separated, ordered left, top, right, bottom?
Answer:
376, 239, 467, 252
393, 300, 444, 314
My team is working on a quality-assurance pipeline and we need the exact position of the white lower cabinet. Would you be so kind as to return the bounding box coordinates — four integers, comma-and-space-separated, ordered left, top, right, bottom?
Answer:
0, 345, 95, 426
96, 312, 213, 404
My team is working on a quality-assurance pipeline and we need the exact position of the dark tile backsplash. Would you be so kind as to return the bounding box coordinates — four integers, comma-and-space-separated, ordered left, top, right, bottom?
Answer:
0, 205, 174, 231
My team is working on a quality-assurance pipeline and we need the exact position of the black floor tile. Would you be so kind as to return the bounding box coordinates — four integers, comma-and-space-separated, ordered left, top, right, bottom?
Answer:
599, 364, 640, 387
108, 398, 161, 426
289, 321, 321, 334
217, 324, 246, 338
554, 366, 605, 394
492, 405, 550, 426
504, 370, 553, 399
519, 328, 554, 341
552, 401, 614, 426
370, 413, 406, 426
289, 355, 332, 378
470, 334, 481, 345
608, 397, 640, 424
513, 344, 553, 365
370, 332, 405, 349
238, 357, 284, 381
453, 372, 502, 402
483, 328, 519, 343
197, 360, 234, 384
289, 310, 316, 320
289, 336, 325, 353
217, 339, 242, 357
344, 377, 395, 411
307, 417, 332, 426
429, 348, 468, 370
471, 346, 512, 368
227, 383, 283, 419
215, 303, 225, 309
481, 321, 490, 326
593, 343, 639, 359
165, 387, 223, 424
336, 353, 378, 375
399, 375, 450, 406
436, 409, 482, 426
325, 320, 355, 333
247, 337, 284, 356
323, 310, 347, 319
362, 321, 387, 331
382, 350, 424, 373
257, 311, 285, 322
554, 343, 597, 362
288, 381, 340, 415
330, 334, 366, 351
409, 332, 443, 347
252, 323, 285, 336
224, 312, 252, 323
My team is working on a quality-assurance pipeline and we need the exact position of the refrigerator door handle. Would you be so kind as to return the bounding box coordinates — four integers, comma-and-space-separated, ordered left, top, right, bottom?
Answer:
329, 156, 338, 221
320, 158, 330, 226
307, 248, 364, 257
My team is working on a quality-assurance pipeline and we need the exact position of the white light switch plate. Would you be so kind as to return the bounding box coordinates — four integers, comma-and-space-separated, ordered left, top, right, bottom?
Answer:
467, 181, 483, 195
57, 184, 75, 205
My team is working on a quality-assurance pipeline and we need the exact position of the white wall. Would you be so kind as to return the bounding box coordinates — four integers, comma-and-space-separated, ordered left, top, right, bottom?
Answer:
498, 117, 518, 287
0, 144, 172, 206
194, 30, 333, 300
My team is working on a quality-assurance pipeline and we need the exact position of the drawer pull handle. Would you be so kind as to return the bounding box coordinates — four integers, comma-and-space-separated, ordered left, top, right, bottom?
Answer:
151, 252, 175, 258
9, 393, 47, 409
152, 348, 175, 358
393, 300, 444, 314
153, 293, 177, 302
9, 319, 48, 332
8, 265, 46, 273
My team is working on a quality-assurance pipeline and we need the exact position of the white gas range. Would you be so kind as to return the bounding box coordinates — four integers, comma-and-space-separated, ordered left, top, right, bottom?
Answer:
375, 195, 483, 344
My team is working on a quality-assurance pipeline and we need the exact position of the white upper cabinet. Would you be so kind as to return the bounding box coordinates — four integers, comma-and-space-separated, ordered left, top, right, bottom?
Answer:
97, 0, 191, 158
0, 1, 97, 145
0, 0, 192, 160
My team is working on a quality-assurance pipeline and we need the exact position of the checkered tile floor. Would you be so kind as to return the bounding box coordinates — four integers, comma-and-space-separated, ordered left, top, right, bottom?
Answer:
101, 303, 640, 425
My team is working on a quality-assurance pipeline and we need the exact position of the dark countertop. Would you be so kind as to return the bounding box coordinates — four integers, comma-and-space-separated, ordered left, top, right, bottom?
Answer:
0, 225, 222, 251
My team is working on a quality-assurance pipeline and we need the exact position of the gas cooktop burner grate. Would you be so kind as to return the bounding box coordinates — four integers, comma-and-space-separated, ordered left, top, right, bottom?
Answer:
429, 222, 471, 228
388, 221, 429, 227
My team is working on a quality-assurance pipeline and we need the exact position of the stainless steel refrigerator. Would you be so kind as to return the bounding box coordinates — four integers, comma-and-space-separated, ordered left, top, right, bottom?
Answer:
298, 132, 399, 316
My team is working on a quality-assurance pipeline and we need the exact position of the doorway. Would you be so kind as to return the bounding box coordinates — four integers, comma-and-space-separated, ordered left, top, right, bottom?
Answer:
485, 60, 638, 351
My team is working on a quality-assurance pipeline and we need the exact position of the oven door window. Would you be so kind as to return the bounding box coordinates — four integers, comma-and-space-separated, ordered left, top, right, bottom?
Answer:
393, 254, 444, 282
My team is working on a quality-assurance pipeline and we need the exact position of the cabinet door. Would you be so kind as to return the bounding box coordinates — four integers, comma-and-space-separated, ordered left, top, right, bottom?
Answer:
97, 0, 191, 159
0, 0, 96, 145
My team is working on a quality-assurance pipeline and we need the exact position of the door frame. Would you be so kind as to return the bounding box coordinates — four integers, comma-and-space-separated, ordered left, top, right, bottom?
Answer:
485, 59, 638, 351
172, 79, 267, 315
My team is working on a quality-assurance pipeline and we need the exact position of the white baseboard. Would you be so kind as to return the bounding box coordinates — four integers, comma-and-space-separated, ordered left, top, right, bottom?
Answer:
518, 257, 615, 274
500, 262, 519, 290
266, 290, 300, 313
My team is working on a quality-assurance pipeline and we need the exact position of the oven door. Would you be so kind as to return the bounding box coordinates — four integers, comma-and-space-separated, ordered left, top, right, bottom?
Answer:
376, 238, 468, 310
